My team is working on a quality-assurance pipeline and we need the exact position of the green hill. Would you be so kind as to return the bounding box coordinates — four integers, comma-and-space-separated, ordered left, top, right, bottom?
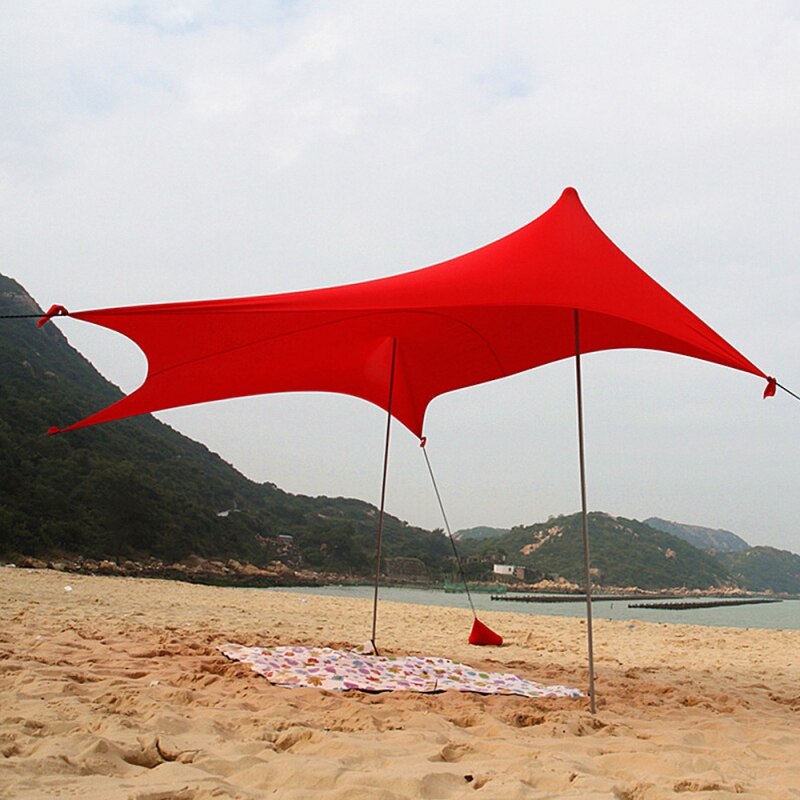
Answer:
453, 525, 510, 541
716, 547, 800, 594
471, 512, 731, 590
644, 517, 750, 553
0, 274, 451, 576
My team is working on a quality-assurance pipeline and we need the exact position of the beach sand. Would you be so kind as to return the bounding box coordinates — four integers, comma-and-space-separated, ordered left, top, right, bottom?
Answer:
1, 566, 798, 799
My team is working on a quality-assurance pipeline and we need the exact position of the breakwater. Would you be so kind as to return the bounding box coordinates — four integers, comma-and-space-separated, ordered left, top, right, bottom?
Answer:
628, 598, 782, 611
491, 593, 682, 603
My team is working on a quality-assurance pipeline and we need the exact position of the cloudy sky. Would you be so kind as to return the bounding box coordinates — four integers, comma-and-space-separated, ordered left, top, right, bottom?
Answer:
2, 1, 798, 548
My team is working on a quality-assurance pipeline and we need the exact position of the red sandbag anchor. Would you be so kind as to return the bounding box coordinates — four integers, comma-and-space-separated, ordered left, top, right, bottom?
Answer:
468, 618, 503, 646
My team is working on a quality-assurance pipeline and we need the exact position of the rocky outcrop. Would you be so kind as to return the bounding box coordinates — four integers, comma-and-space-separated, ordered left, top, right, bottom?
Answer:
6, 555, 334, 587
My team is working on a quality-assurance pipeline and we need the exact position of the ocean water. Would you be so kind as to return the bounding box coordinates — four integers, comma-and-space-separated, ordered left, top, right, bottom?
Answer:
271, 584, 800, 631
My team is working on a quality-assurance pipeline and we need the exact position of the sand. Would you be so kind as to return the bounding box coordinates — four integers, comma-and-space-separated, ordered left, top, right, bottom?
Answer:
0, 567, 798, 799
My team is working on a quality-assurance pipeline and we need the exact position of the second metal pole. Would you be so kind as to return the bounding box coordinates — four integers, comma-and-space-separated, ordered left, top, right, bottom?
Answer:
574, 309, 597, 714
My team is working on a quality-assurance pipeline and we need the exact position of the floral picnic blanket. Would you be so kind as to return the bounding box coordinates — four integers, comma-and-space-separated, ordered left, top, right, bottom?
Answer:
220, 644, 582, 698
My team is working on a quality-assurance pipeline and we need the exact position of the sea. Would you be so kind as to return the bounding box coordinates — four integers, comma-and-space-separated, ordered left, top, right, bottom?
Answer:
270, 584, 800, 632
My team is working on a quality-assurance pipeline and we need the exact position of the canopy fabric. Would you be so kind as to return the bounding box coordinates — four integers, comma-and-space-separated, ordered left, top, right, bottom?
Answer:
43, 188, 768, 437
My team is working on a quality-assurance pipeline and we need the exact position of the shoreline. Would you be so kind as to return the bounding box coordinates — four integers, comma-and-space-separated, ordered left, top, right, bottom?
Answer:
2, 566, 800, 797
5, 556, 793, 599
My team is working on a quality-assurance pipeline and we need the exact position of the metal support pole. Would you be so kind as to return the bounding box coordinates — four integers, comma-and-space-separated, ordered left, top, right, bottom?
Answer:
574, 309, 597, 714
370, 338, 397, 655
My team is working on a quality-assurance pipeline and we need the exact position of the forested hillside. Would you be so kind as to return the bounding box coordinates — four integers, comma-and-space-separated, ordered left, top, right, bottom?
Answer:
461, 512, 733, 590
716, 547, 800, 594
0, 274, 451, 575
644, 517, 750, 553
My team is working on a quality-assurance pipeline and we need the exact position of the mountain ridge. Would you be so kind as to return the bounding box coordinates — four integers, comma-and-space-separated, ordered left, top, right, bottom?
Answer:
644, 517, 750, 553
453, 525, 510, 541
458, 512, 732, 591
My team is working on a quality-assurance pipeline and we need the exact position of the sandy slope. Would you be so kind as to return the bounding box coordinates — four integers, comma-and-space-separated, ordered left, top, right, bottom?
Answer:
1, 566, 798, 799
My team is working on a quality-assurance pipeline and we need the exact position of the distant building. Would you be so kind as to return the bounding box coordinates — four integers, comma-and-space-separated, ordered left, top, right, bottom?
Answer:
493, 564, 537, 581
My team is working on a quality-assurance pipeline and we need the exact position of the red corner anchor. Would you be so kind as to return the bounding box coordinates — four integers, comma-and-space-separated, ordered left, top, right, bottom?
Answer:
37, 304, 69, 328
468, 618, 503, 646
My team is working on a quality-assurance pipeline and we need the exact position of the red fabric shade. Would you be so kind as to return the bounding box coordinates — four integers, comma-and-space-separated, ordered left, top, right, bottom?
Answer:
44, 188, 767, 437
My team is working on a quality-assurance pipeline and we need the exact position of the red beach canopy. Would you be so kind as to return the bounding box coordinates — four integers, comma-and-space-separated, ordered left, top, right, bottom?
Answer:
42, 188, 770, 437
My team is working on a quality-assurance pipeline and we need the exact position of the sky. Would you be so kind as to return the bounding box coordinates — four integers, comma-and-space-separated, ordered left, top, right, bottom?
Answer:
2, 1, 798, 549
